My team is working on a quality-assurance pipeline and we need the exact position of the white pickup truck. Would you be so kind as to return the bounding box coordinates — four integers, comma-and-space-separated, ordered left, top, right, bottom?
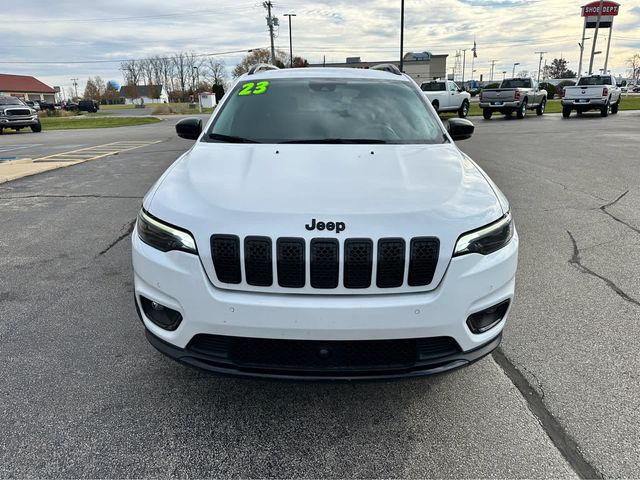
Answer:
561, 75, 621, 118
420, 80, 471, 118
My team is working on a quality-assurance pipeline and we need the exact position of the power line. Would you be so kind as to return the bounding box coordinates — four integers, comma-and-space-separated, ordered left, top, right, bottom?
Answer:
0, 48, 263, 65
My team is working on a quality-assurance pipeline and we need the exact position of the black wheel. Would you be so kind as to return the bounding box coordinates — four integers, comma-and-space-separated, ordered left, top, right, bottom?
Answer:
0, 128, 3, 135
536, 98, 546, 116
482, 108, 492, 120
458, 100, 469, 118
600, 102, 609, 117
516, 100, 528, 119
431, 100, 439, 113
31, 121, 42, 133
562, 106, 571, 118
611, 100, 619, 114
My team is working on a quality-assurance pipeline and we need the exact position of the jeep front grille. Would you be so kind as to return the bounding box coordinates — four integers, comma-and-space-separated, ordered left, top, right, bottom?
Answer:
210, 235, 440, 291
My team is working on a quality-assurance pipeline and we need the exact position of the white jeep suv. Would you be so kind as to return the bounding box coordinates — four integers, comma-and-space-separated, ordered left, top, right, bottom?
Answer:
132, 64, 518, 380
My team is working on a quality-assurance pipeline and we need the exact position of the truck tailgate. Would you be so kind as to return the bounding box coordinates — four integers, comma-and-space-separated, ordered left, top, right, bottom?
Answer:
564, 86, 605, 100
481, 89, 516, 103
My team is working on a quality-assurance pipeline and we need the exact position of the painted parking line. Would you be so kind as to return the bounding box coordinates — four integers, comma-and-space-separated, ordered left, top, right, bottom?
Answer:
0, 144, 44, 153
33, 141, 162, 163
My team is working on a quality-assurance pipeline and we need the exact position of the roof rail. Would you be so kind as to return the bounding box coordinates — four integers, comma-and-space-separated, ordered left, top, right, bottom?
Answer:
247, 63, 280, 75
370, 64, 402, 75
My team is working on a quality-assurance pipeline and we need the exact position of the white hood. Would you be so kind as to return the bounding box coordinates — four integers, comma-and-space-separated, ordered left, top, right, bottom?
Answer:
145, 142, 505, 294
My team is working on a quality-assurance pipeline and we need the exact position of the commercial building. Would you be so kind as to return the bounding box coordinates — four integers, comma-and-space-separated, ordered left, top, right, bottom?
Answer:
0, 73, 56, 102
310, 52, 448, 84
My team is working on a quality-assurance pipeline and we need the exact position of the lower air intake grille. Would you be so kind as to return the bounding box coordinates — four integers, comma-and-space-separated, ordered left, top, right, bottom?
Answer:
186, 334, 463, 373
211, 235, 241, 284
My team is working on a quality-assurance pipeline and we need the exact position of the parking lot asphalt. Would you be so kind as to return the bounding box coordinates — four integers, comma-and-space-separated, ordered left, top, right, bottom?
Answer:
1, 111, 638, 477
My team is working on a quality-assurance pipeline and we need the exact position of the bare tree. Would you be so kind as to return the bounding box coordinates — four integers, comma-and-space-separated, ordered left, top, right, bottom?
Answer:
83, 78, 100, 100
627, 53, 640, 83
172, 53, 188, 101
120, 59, 141, 86
93, 76, 106, 100
233, 48, 287, 77
203, 58, 228, 88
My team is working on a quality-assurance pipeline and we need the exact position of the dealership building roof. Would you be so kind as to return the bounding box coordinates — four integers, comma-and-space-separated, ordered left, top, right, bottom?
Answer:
0, 73, 55, 94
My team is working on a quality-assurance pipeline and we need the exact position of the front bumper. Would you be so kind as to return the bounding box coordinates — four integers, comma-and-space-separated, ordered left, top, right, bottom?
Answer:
132, 229, 518, 378
0, 116, 40, 128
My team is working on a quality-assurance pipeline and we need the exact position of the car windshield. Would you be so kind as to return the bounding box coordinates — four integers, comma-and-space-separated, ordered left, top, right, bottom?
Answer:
421, 82, 446, 92
0, 97, 25, 105
501, 79, 531, 88
207, 77, 445, 144
578, 76, 612, 86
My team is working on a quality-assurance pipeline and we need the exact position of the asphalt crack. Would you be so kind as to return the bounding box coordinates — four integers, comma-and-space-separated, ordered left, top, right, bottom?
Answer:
493, 348, 603, 479
567, 231, 640, 307
99, 219, 136, 256
599, 190, 640, 235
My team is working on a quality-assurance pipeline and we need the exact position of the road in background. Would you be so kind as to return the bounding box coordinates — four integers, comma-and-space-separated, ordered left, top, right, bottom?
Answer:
1, 111, 639, 477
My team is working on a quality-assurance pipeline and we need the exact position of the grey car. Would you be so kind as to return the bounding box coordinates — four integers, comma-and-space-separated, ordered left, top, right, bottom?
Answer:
0, 96, 42, 134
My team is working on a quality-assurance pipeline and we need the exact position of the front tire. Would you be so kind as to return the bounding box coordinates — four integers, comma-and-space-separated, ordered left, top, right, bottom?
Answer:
517, 100, 527, 119
536, 98, 546, 116
483, 108, 492, 120
31, 121, 42, 133
458, 100, 469, 118
562, 106, 572, 118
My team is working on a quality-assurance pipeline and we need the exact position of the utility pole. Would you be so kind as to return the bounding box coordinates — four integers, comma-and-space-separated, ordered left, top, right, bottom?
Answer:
263, 1, 277, 65
284, 13, 296, 67
461, 49, 467, 86
399, 0, 405, 72
71, 78, 78, 98
588, 0, 605, 75
535, 51, 547, 84
490, 60, 497, 81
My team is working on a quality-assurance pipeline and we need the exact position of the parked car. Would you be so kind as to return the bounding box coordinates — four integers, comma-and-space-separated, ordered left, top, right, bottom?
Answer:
25, 100, 41, 111
132, 64, 518, 380
78, 100, 99, 113
420, 80, 471, 118
63, 102, 79, 111
561, 74, 621, 118
38, 101, 56, 111
0, 96, 42, 134
479, 77, 547, 119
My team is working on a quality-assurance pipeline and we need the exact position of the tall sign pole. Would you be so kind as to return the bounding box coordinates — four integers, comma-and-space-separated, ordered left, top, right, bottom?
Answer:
581, 1, 620, 76
578, 20, 587, 76
588, 0, 605, 75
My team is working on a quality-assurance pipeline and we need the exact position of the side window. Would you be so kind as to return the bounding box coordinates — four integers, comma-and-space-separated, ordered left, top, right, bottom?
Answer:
450, 82, 458, 92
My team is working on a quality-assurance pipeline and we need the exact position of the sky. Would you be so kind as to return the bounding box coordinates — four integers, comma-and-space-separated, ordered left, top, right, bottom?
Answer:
1, 0, 639, 95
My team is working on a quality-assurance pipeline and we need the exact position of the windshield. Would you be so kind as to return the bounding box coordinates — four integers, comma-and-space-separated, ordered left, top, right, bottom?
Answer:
421, 82, 446, 92
578, 76, 612, 86
501, 79, 531, 88
207, 77, 445, 144
0, 97, 25, 106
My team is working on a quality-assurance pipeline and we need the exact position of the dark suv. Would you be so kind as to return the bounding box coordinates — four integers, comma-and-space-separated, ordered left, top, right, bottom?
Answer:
78, 100, 99, 113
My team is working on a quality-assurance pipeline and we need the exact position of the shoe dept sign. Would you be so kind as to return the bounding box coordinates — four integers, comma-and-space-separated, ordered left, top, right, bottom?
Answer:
581, 1, 620, 28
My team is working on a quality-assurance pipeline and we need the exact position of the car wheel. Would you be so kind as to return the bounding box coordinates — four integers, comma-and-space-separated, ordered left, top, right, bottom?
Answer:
0, 128, 3, 135
536, 99, 546, 116
517, 101, 527, 119
611, 100, 619, 114
562, 106, 572, 118
482, 108, 492, 120
458, 100, 469, 118
600, 102, 609, 117
31, 121, 42, 133
431, 100, 439, 113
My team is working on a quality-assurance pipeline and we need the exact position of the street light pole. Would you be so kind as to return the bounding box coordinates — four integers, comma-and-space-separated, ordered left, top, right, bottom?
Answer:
502, 71, 507, 81
193, 66, 201, 112
512, 62, 520, 78
284, 13, 296, 67
399, 0, 405, 72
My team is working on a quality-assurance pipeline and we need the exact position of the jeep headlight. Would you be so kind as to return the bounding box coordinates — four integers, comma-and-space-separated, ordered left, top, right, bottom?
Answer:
453, 213, 514, 257
137, 209, 197, 254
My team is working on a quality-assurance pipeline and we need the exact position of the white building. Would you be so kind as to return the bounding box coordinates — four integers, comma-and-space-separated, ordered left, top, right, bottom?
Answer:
118, 84, 169, 104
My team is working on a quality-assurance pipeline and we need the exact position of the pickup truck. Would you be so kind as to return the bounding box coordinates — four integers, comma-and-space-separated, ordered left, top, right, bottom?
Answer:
479, 78, 547, 119
561, 75, 621, 118
420, 80, 471, 118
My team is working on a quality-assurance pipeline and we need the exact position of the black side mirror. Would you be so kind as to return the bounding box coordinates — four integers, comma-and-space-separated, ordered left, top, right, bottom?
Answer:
447, 118, 474, 141
176, 118, 202, 140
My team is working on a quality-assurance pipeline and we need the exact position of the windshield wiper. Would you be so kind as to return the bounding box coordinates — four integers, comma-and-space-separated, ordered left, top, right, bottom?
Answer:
208, 133, 260, 143
279, 138, 388, 144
